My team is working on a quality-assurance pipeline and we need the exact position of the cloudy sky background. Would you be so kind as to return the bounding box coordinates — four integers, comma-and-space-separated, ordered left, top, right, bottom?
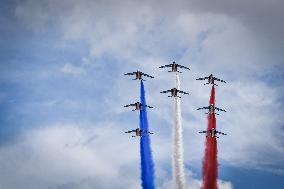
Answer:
0, 0, 284, 188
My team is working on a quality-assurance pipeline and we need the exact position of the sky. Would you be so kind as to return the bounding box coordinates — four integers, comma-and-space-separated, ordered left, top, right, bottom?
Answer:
0, 0, 284, 188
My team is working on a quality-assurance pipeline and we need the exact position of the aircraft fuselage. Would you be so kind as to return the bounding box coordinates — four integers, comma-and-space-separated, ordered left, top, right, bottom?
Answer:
209, 104, 215, 114
135, 71, 143, 80
172, 63, 178, 72
208, 128, 217, 137
135, 129, 142, 136
171, 88, 178, 96
208, 74, 214, 84
135, 102, 142, 110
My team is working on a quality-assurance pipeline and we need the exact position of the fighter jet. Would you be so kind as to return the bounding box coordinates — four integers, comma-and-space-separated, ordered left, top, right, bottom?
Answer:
159, 61, 190, 73
124, 70, 154, 81
124, 102, 153, 111
197, 104, 226, 115
125, 128, 153, 137
199, 128, 227, 138
196, 74, 226, 86
160, 88, 189, 98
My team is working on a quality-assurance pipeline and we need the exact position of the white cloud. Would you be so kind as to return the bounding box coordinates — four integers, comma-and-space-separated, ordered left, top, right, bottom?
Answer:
0, 124, 233, 189
0, 124, 140, 189
159, 171, 233, 189
218, 180, 234, 189
60, 63, 85, 75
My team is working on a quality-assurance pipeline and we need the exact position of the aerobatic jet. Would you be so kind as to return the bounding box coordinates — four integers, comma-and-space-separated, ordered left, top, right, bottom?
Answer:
125, 128, 153, 137
124, 102, 153, 111
124, 70, 154, 81
199, 128, 227, 138
196, 74, 226, 86
159, 61, 190, 73
160, 88, 189, 98
197, 104, 226, 115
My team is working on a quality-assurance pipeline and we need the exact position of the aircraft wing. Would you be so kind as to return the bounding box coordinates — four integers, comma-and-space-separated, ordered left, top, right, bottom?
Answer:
177, 64, 190, 70
214, 77, 226, 83
197, 106, 209, 110
199, 131, 207, 133
196, 77, 208, 80
217, 131, 227, 135
215, 107, 226, 112
177, 90, 189, 95
142, 73, 154, 78
159, 64, 172, 68
160, 89, 171, 93
124, 72, 136, 75
125, 130, 136, 133
145, 105, 154, 108
124, 103, 135, 107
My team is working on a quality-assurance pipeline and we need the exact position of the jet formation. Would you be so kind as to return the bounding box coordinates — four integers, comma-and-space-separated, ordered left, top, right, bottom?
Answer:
124, 70, 155, 138
124, 61, 227, 138
196, 74, 227, 138
159, 61, 190, 98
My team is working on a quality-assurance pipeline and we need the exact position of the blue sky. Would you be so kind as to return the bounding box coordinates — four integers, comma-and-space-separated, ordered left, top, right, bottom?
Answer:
0, 0, 284, 189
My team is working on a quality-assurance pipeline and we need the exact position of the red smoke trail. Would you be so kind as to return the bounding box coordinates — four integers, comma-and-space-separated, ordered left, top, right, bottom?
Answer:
202, 86, 218, 189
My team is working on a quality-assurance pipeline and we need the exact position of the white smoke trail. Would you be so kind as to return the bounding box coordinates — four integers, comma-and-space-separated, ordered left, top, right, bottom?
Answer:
173, 73, 186, 189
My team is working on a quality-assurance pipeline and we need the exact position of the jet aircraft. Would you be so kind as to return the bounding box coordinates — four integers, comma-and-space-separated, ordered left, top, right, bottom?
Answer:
197, 104, 226, 115
160, 88, 189, 98
196, 74, 226, 86
125, 128, 153, 137
124, 70, 154, 81
159, 61, 190, 73
199, 128, 227, 138
124, 102, 153, 111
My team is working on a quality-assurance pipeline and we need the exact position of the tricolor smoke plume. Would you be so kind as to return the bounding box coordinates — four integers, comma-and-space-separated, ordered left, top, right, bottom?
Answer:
173, 73, 186, 189
140, 81, 155, 189
202, 85, 218, 189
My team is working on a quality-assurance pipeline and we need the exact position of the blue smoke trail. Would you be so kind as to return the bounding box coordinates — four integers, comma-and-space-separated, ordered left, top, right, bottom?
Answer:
140, 80, 155, 189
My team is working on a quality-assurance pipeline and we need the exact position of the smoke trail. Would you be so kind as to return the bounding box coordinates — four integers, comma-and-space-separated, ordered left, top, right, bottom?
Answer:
209, 85, 215, 106
202, 85, 218, 189
140, 80, 155, 189
173, 73, 186, 189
